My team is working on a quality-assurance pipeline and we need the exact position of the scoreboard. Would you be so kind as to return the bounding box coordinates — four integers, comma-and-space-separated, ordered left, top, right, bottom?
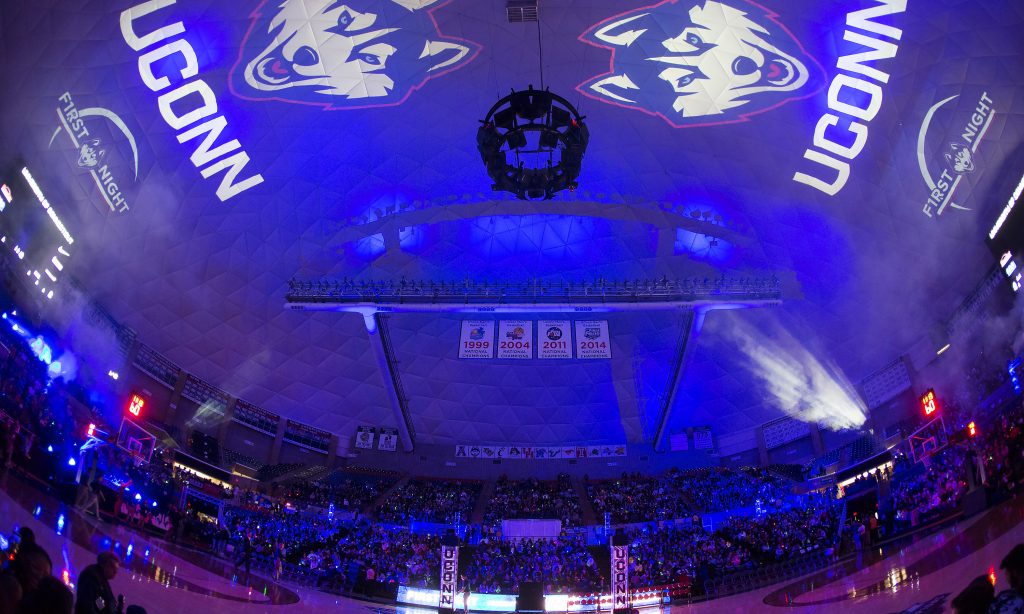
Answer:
0, 163, 75, 300
988, 171, 1024, 293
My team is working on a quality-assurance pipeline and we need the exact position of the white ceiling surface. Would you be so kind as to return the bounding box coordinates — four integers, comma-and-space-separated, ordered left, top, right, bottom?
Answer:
0, 1, 1020, 447
386, 311, 687, 445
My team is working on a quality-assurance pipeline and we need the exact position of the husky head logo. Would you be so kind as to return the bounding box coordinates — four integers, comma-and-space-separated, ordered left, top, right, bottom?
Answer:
231, 0, 480, 109
945, 143, 974, 174
77, 140, 105, 168
579, 0, 824, 127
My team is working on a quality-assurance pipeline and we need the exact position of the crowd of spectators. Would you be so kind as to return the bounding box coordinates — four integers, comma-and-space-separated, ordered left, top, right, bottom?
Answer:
304, 523, 441, 592
279, 471, 395, 515
979, 398, 1024, 499
464, 534, 602, 594
586, 473, 694, 523
483, 474, 582, 527
375, 478, 481, 524
587, 468, 794, 524
626, 505, 837, 588
669, 468, 788, 513
891, 446, 969, 530
5, 305, 1024, 605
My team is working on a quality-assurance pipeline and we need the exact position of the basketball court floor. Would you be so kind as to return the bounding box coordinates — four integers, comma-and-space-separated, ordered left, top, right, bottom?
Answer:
2, 472, 1021, 614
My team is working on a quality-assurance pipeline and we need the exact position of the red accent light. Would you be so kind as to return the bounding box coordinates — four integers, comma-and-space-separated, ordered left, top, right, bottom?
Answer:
127, 393, 145, 418
920, 389, 938, 417
990, 567, 997, 586
87, 423, 96, 437
969, 421, 977, 437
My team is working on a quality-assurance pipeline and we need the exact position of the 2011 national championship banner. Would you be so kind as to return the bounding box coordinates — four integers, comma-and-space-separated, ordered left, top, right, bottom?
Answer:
455, 443, 627, 460
538, 320, 572, 359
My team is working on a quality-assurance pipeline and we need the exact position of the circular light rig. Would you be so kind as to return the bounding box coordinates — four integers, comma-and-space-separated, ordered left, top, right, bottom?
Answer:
477, 86, 589, 200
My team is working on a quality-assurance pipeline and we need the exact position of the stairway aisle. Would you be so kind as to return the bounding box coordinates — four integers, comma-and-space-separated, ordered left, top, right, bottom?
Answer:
571, 475, 599, 526
364, 475, 411, 519
470, 479, 496, 525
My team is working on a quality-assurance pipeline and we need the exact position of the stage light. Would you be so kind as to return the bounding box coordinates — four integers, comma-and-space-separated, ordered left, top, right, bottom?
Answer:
968, 421, 977, 437
506, 129, 527, 150
539, 129, 559, 150
87, 423, 96, 437
67, 457, 76, 467
510, 88, 552, 120
493, 107, 517, 130
550, 106, 571, 130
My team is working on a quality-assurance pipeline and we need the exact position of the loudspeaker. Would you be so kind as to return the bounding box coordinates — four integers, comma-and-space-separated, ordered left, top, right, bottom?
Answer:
516, 582, 544, 612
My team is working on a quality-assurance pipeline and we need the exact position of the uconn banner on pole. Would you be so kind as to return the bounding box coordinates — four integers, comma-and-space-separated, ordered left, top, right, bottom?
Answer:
611, 543, 629, 612
439, 543, 459, 610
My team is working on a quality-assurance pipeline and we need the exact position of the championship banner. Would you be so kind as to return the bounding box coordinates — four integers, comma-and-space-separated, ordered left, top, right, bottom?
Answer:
497, 320, 532, 359
610, 542, 629, 612
354, 426, 375, 449
377, 427, 398, 451
574, 321, 611, 359
458, 320, 495, 359
693, 427, 714, 450
439, 543, 459, 610
538, 320, 572, 359
670, 432, 690, 451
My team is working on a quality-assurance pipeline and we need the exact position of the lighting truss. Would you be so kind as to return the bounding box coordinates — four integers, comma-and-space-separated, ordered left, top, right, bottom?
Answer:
477, 86, 589, 200
286, 276, 781, 312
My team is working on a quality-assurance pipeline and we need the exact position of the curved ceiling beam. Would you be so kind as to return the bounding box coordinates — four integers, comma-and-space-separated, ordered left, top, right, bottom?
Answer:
326, 198, 752, 248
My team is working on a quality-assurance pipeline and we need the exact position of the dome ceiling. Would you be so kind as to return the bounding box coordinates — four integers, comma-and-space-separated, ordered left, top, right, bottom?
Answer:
0, 0, 1022, 450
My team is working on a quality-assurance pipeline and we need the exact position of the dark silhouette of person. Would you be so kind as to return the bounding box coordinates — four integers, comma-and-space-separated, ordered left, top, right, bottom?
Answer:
991, 544, 1024, 613
74, 552, 119, 614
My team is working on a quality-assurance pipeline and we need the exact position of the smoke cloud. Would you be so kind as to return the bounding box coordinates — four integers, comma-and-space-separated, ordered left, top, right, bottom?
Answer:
716, 312, 868, 430
43, 282, 124, 401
